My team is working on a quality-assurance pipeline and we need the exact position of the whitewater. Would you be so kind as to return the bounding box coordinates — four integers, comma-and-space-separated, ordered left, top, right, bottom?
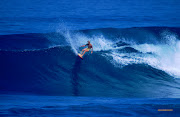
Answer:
62, 27, 180, 78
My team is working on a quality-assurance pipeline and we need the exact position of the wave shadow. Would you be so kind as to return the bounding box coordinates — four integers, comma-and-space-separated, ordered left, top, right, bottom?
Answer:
71, 56, 82, 96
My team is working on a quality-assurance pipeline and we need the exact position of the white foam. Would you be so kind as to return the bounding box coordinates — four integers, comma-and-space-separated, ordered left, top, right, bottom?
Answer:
57, 27, 78, 55
106, 32, 180, 78
57, 27, 180, 78
60, 30, 118, 53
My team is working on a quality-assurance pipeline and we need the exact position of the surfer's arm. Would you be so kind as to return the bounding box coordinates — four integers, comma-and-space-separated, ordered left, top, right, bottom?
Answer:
81, 43, 89, 47
81, 45, 86, 47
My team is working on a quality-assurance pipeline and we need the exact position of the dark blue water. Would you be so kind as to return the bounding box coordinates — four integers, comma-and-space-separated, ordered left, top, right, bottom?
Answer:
1, 0, 180, 34
1, 94, 180, 117
1, 0, 180, 116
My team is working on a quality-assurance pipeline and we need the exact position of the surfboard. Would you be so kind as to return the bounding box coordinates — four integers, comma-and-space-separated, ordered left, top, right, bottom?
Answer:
78, 54, 83, 60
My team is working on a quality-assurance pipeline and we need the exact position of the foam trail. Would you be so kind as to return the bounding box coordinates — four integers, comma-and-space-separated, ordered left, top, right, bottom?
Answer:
57, 27, 78, 55
65, 31, 78, 55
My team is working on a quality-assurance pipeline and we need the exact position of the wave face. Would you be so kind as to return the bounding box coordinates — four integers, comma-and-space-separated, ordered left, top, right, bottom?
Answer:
1, 27, 180, 98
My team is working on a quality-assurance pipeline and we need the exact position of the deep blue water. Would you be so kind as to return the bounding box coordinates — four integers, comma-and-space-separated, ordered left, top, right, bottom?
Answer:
1, 94, 180, 117
1, 0, 180, 34
1, 0, 180, 116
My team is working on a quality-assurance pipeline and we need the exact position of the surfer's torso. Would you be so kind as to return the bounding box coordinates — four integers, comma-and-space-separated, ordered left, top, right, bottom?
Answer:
86, 43, 92, 49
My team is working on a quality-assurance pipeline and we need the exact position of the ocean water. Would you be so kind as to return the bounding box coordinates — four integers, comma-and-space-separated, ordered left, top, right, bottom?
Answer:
1, 0, 180, 116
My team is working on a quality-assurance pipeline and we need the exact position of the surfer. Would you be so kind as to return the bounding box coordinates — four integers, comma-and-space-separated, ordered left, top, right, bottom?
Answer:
80, 41, 93, 57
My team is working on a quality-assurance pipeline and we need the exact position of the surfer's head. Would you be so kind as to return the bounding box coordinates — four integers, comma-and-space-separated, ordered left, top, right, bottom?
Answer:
87, 40, 90, 44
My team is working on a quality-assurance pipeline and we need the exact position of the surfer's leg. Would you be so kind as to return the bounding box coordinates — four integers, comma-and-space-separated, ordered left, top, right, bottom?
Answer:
81, 50, 88, 57
81, 48, 86, 54
81, 50, 84, 54
81, 48, 85, 54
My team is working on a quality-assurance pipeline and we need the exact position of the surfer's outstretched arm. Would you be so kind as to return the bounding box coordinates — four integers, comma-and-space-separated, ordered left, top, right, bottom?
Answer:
81, 45, 86, 47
